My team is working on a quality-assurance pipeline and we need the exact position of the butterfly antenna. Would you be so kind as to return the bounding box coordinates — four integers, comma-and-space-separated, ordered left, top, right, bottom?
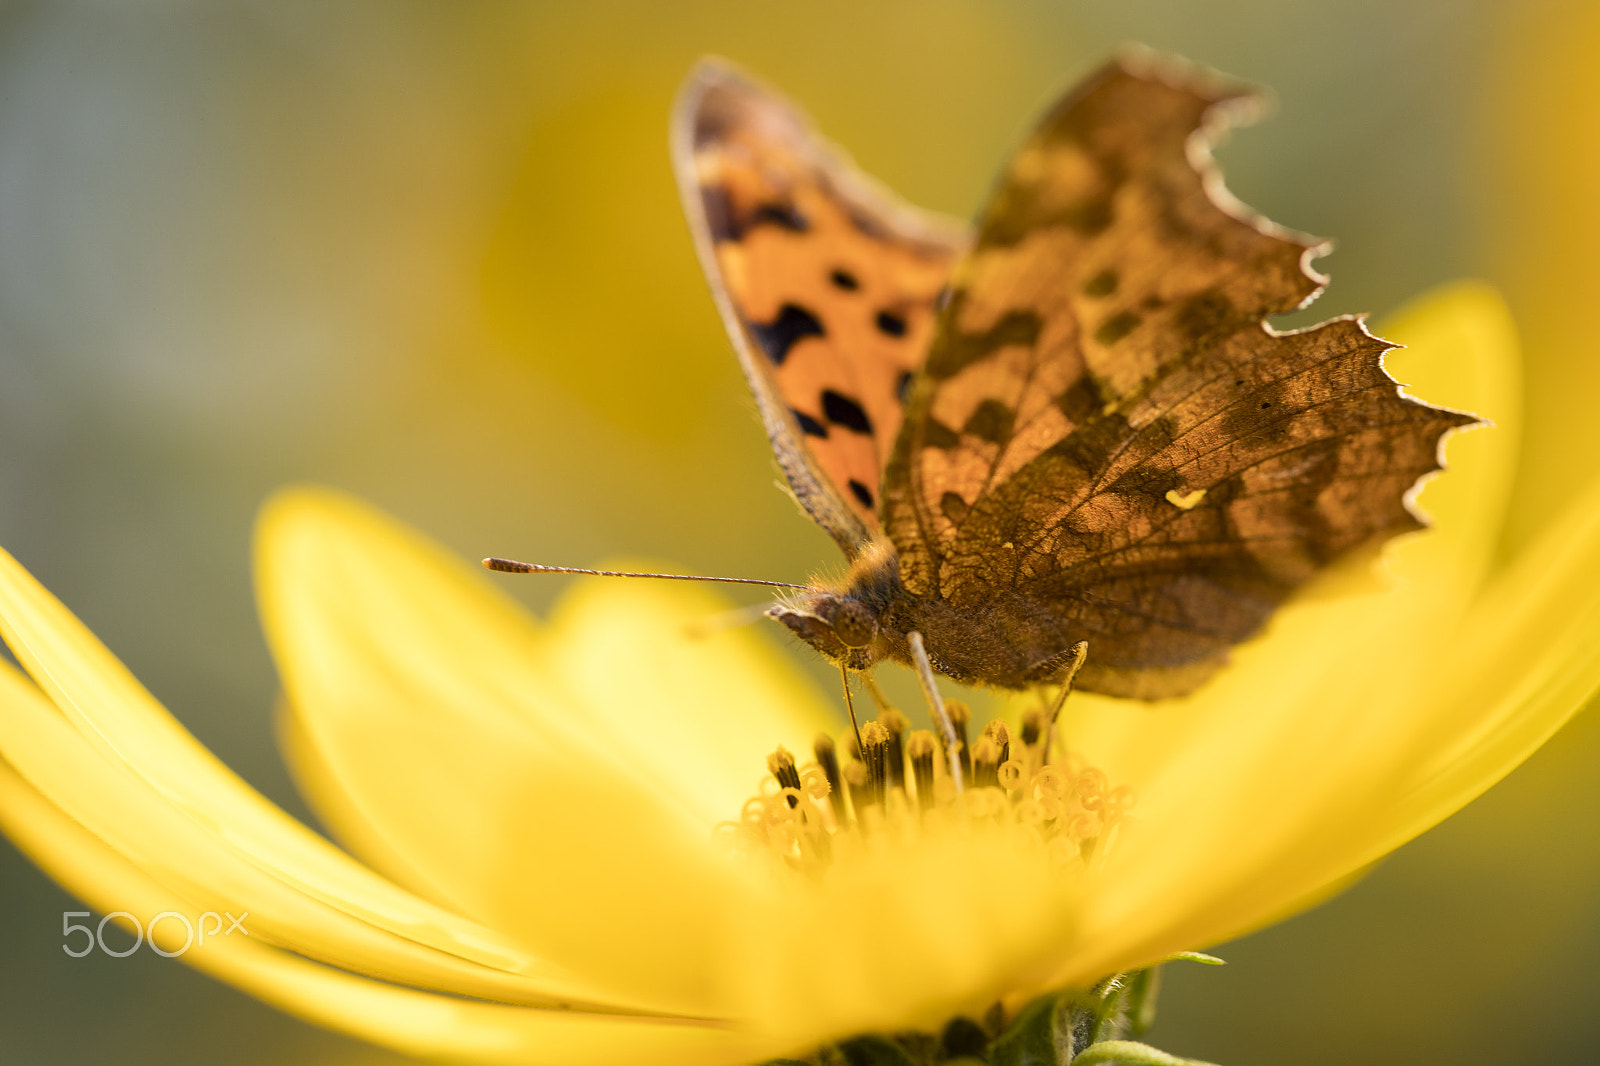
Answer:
483, 558, 806, 590
1040, 641, 1090, 767
838, 664, 866, 761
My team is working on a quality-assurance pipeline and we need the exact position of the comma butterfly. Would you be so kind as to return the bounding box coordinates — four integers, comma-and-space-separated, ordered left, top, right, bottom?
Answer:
667, 52, 1475, 703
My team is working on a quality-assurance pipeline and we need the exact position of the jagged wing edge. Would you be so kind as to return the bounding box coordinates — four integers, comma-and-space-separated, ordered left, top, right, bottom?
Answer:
1141, 43, 1486, 529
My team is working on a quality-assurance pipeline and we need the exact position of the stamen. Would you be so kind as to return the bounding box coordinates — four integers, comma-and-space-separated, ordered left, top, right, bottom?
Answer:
843, 758, 873, 822
906, 730, 937, 813
997, 756, 1027, 794
877, 709, 909, 790
861, 721, 891, 809
813, 733, 848, 825
1020, 708, 1043, 749
971, 736, 1003, 789
766, 747, 802, 808
723, 708, 1137, 881
981, 720, 1011, 771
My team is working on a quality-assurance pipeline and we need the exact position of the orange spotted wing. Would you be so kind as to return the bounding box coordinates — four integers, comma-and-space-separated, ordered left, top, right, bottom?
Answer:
672, 61, 967, 554
675, 54, 1477, 699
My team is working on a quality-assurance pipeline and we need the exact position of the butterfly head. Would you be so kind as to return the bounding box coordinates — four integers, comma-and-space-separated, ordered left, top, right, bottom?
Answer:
766, 591, 884, 670
767, 538, 903, 669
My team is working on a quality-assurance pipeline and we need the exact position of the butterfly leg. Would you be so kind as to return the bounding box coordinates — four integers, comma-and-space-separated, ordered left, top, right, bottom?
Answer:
838, 664, 866, 761
1036, 641, 1089, 766
907, 631, 965, 793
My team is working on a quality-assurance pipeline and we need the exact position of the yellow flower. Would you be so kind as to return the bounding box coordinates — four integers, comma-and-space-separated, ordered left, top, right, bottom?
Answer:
1, 282, 1599, 1064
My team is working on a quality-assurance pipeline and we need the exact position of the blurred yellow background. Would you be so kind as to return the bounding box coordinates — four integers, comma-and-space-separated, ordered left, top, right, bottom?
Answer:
0, 1, 1595, 1063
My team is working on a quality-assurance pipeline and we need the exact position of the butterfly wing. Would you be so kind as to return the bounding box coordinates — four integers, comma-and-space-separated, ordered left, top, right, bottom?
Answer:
672, 60, 968, 556
882, 54, 1477, 698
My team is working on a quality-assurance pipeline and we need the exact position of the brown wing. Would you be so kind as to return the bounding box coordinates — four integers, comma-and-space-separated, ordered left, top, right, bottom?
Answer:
881, 53, 1478, 698
672, 59, 968, 555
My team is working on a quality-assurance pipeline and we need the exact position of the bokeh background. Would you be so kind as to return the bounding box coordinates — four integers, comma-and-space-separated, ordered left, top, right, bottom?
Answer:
0, 1, 1596, 1063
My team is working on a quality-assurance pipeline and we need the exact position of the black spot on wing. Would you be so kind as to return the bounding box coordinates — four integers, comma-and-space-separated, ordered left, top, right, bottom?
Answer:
1056, 376, 1107, 424
1083, 269, 1118, 297
1176, 290, 1234, 346
748, 304, 824, 366
848, 479, 876, 508
700, 184, 809, 242
875, 310, 908, 337
830, 269, 859, 291
1094, 310, 1141, 346
700, 185, 738, 241
922, 418, 960, 450
752, 202, 808, 232
1062, 196, 1115, 236
940, 491, 969, 525
977, 191, 1117, 247
792, 409, 829, 438
963, 399, 1014, 444
821, 389, 874, 435
924, 294, 1042, 379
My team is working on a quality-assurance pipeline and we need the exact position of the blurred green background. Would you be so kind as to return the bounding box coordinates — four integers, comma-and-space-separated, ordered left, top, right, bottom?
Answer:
1, 1, 1596, 1063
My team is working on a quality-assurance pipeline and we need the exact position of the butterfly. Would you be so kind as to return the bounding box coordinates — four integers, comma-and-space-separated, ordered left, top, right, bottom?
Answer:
664, 51, 1476, 705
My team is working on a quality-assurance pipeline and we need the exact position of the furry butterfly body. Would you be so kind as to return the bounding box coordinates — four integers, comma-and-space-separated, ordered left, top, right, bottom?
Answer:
673, 54, 1474, 700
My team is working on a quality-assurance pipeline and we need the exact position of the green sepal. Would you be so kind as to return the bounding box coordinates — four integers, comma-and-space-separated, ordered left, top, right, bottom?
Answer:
759, 958, 1216, 1066
835, 1034, 921, 1066
1122, 966, 1161, 1037
990, 991, 1069, 1066
1161, 951, 1224, 966
1068, 1039, 1219, 1066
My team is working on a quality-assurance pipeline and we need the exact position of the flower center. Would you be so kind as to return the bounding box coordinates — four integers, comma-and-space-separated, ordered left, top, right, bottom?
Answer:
717, 701, 1136, 875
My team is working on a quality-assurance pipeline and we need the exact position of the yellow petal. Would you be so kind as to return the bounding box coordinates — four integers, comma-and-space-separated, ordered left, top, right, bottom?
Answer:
1378, 281, 1521, 596
724, 822, 1084, 1046
1387, 465, 1600, 837
542, 573, 842, 823
255, 489, 1110, 1046
0, 626, 609, 1008
0, 747, 771, 1066
257, 487, 828, 1017
1029, 283, 1550, 986
1490, 1, 1600, 550
0, 543, 551, 984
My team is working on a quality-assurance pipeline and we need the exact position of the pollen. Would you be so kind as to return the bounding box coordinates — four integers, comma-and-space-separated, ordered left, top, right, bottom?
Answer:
717, 705, 1137, 877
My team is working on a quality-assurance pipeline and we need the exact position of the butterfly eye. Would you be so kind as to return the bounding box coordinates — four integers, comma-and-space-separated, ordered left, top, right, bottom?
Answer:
832, 601, 878, 648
